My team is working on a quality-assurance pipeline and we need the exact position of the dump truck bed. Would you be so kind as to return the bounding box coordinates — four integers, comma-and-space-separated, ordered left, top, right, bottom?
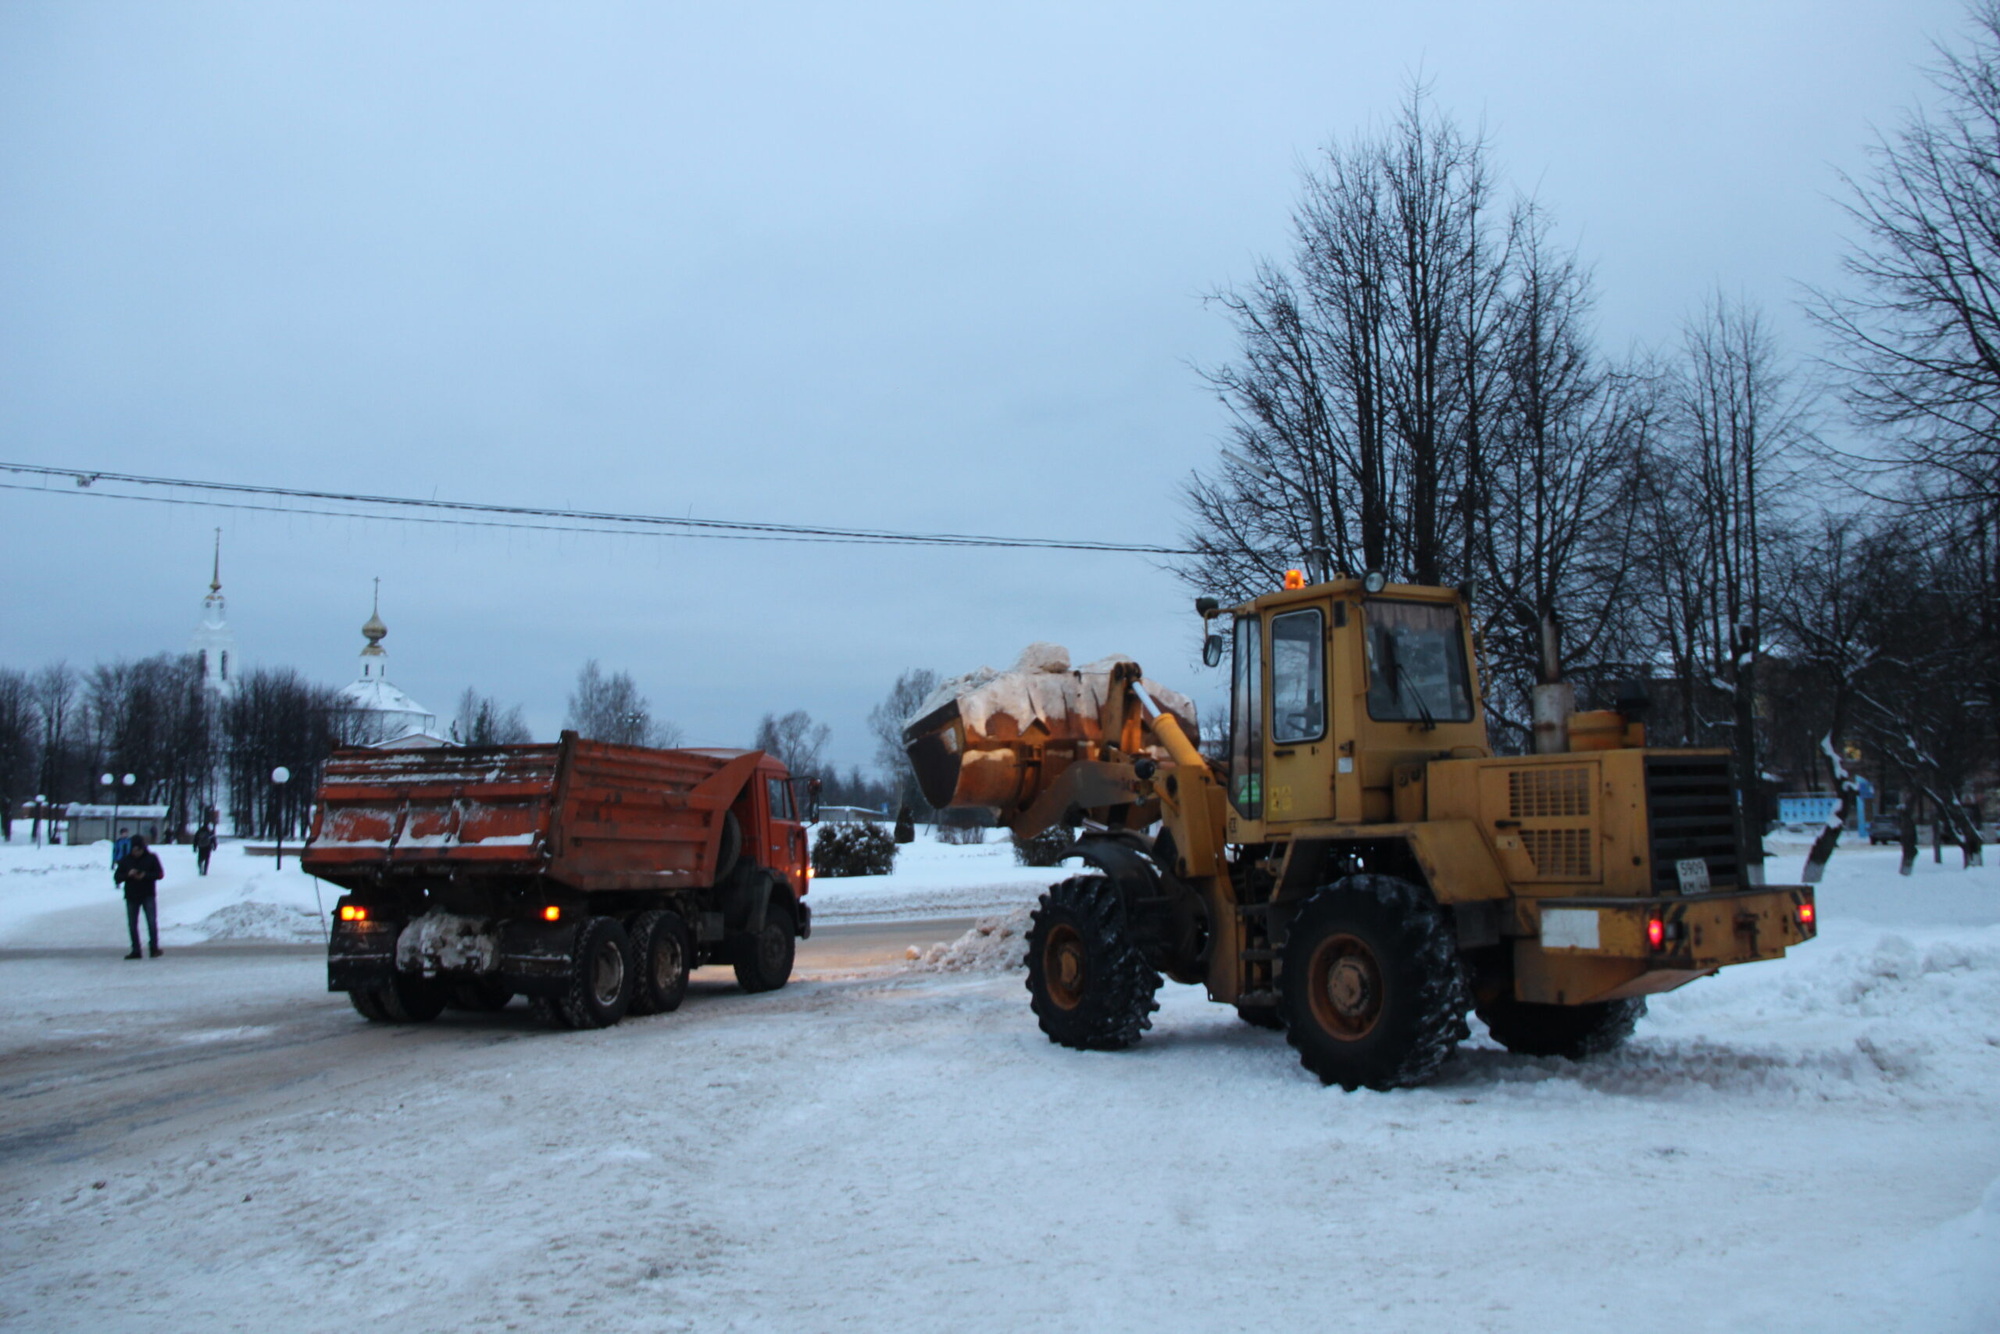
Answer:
303, 734, 763, 895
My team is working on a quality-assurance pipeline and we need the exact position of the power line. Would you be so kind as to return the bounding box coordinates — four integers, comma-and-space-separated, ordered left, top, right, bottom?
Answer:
0, 461, 1192, 555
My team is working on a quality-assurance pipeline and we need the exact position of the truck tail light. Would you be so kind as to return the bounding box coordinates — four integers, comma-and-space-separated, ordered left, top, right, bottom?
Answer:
1647, 917, 1666, 951
1797, 901, 1815, 928
338, 904, 368, 922
542, 905, 562, 922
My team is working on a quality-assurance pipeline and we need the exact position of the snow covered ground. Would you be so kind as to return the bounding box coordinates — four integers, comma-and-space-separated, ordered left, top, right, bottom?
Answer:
0, 833, 1994, 1332
0, 827, 1065, 951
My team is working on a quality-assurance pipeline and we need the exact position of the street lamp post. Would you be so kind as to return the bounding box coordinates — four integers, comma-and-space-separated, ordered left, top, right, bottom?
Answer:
271, 767, 291, 868
99, 772, 135, 849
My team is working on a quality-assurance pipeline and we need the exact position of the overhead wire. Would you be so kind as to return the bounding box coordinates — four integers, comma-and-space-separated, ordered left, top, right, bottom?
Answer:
0, 461, 1192, 555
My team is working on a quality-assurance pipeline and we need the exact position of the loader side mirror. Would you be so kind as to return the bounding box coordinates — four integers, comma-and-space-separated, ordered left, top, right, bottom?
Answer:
1202, 633, 1225, 668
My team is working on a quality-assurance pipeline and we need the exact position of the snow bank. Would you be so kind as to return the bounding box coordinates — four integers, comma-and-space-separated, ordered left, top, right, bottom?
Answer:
903, 905, 1032, 972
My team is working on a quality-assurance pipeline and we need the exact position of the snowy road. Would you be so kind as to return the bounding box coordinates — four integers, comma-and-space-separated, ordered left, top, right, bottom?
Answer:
1, 842, 1996, 1332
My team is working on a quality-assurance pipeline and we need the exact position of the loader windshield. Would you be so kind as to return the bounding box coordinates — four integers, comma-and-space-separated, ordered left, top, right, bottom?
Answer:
1363, 600, 1473, 724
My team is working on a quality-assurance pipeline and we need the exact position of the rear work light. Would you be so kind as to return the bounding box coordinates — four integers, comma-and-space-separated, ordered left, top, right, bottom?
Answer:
542, 905, 562, 922
338, 904, 368, 922
1798, 901, 1816, 928
1647, 917, 1666, 951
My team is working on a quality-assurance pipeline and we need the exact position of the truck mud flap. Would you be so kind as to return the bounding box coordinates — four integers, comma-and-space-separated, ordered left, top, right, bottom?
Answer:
497, 919, 580, 997
327, 919, 399, 992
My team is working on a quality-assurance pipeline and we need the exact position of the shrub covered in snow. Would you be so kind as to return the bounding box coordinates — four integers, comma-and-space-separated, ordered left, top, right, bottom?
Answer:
1011, 828, 1073, 867
934, 822, 985, 845
811, 822, 897, 878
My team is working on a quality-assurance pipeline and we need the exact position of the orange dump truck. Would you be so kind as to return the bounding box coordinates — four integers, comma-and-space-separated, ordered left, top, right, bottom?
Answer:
303, 731, 817, 1028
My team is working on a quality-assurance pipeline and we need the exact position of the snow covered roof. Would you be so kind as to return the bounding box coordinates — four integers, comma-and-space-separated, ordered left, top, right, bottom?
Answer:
370, 729, 450, 750
337, 677, 432, 718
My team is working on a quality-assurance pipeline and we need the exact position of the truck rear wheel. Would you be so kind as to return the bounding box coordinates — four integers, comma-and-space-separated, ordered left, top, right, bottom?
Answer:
1477, 997, 1646, 1060
348, 985, 390, 1022
447, 980, 514, 1012
628, 909, 692, 1015
375, 973, 447, 1024
733, 897, 796, 993
559, 916, 634, 1029
1024, 874, 1161, 1051
1280, 874, 1469, 1090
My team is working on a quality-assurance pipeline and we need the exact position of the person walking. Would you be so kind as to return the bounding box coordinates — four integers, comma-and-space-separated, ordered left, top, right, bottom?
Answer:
116, 833, 164, 959
194, 822, 217, 876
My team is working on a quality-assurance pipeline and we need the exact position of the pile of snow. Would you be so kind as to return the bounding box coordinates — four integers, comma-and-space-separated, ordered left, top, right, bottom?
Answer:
904, 905, 1033, 972
186, 901, 325, 944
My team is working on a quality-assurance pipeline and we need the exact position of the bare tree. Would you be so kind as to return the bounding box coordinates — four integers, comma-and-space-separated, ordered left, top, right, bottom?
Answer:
1810, 1, 2000, 521
1183, 85, 1505, 597
1807, 3, 2000, 772
32, 662, 78, 806
221, 668, 363, 840
754, 710, 831, 780
1662, 294, 1814, 874
1475, 200, 1653, 748
867, 668, 938, 810
0, 669, 35, 841
452, 687, 533, 746
565, 660, 680, 747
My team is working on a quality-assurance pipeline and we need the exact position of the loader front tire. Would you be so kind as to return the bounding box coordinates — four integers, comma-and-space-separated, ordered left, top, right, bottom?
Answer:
1025, 874, 1161, 1051
1477, 997, 1646, 1060
1281, 875, 1470, 1090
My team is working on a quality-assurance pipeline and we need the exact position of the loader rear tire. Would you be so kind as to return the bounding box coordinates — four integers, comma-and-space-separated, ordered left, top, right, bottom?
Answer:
732, 897, 796, 994
1280, 874, 1470, 1090
629, 908, 692, 1014
1025, 874, 1161, 1051
1478, 997, 1646, 1060
559, 916, 633, 1029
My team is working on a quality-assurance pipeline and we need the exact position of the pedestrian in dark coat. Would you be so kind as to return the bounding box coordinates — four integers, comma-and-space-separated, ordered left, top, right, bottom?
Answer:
116, 834, 165, 959
194, 823, 217, 875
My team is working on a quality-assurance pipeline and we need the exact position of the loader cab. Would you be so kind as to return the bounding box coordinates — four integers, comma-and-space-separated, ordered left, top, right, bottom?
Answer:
1216, 576, 1488, 832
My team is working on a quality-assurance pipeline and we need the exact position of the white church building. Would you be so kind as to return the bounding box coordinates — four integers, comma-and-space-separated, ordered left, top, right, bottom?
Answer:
337, 582, 446, 749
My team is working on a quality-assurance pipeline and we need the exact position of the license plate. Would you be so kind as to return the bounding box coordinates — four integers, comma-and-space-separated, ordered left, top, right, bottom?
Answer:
1676, 857, 1711, 894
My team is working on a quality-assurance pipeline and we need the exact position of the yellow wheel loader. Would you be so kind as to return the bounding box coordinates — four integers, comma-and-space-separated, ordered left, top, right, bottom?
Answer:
904, 575, 1816, 1090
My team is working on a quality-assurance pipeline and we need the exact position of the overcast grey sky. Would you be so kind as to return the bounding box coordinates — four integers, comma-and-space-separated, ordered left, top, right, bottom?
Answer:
0, 0, 1966, 771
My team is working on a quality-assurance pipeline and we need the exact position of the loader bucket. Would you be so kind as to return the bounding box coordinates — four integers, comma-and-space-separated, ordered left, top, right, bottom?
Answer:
901, 647, 1199, 821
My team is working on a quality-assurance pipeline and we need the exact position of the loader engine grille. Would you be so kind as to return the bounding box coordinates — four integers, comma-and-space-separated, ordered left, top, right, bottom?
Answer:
1509, 767, 1593, 820
1521, 827, 1593, 878
1644, 755, 1742, 893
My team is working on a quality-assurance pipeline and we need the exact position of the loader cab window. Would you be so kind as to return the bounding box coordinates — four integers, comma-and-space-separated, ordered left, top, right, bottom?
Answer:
1363, 600, 1473, 724
1229, 616, 1263, 818
1269, 609, 1325, 744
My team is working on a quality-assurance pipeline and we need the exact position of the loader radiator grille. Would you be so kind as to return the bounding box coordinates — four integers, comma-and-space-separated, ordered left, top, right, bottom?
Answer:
1509, 767, 1593, 820
1522, 828, 1593, 878
1644, 755, 1742, 893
